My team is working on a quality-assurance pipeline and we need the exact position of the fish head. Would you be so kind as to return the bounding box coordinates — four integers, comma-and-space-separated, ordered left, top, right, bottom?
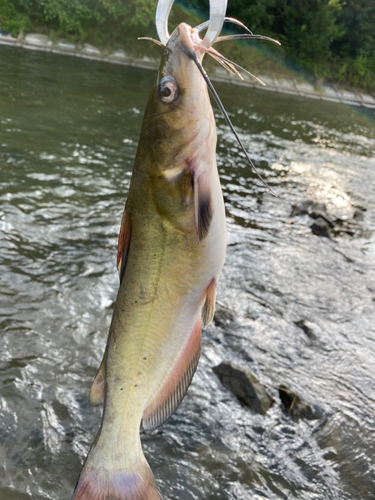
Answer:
161, 21, 205, 97
139, 23, 215, 177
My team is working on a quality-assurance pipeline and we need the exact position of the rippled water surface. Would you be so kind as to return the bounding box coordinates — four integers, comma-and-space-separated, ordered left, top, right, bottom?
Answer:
1, 46, 375, 500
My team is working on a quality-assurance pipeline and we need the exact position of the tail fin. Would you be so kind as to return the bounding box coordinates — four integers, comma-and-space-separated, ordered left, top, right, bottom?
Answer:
72, 452, 162, 500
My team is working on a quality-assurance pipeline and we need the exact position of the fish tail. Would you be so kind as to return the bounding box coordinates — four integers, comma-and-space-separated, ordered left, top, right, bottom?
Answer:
72, 441, 162, 500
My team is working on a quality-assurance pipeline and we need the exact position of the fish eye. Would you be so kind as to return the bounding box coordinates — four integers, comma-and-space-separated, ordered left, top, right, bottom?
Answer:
159, 76, 178, 103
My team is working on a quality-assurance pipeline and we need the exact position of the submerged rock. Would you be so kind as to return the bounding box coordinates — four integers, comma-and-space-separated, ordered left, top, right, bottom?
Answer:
353, 208, 365, 221
213, 305, 236, 329
213, 362, 274, 415
291, 201, 334, 238
279, 385, 324, 421
291, 199, 365, 238
291, 201, 329, 219
310, 217, 332, 238
294, 320, 318, 341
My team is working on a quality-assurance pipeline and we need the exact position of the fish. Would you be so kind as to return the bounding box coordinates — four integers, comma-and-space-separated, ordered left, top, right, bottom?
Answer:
71, 9, 227, 500
72, 1, 279, 498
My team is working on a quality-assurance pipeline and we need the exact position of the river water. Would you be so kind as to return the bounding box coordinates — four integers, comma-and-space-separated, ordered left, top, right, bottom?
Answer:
1, 46, 375, 500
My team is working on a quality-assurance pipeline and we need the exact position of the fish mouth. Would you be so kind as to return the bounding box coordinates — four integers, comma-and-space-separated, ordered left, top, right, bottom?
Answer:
176, 23, 204, 62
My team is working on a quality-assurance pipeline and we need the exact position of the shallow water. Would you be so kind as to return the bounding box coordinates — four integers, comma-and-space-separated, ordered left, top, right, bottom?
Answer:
1, 46, 375, 500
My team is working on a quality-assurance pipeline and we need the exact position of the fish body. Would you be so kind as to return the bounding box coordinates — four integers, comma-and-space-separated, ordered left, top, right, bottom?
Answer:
72, 22, 226, 500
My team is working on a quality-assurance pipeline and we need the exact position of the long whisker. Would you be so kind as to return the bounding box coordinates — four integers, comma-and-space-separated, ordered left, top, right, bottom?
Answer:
198, 45, 266, 86
195, 17, 253, 35
210, 50, 266, 86
216, 34, 281, 45
210, 54, 243, 78
155, 0, 175, 46
197, 44, 244, 79
138, 37, 169, 50
187, 51, 277, 196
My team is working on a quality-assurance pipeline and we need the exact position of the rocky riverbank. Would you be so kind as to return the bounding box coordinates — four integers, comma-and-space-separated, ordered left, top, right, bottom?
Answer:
1, 32, 375, 109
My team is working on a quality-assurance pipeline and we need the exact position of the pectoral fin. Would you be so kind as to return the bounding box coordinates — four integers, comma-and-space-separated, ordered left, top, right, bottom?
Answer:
194, 173, 213, 241
142, 317, 202, 431
89, 354, 106, 407
117, 201, 131, 283
162, 162, 186, 181
201, 278, 217, 329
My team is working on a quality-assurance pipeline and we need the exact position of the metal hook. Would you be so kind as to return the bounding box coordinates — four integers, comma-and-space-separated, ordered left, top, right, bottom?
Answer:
156, 0, 175, 46
202, 0, 228, 47
155, 0, 228, 48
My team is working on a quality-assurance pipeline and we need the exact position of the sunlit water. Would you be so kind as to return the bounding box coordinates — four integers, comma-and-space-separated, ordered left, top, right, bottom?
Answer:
1, 46, 375, 500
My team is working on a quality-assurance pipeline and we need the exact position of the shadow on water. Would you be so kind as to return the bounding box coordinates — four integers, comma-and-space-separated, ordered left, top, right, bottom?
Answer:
0, 46, 375, 499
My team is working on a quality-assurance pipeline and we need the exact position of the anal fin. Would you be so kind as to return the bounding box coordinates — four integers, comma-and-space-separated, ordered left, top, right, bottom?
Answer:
142, 317, 202, 431
89, 353, 106, 406
117, 201, 131, 283
194, 173, 213, 241
201, 278, 217, 329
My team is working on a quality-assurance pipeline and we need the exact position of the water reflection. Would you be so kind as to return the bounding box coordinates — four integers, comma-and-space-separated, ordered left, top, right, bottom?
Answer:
0, 46, 375, 499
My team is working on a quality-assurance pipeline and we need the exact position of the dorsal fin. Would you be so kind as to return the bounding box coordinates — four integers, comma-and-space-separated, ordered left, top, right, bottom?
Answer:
142, 317, 202, 430
201, 278, 217, 329
89, 352, 106, 406
117, 201, 131, 283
